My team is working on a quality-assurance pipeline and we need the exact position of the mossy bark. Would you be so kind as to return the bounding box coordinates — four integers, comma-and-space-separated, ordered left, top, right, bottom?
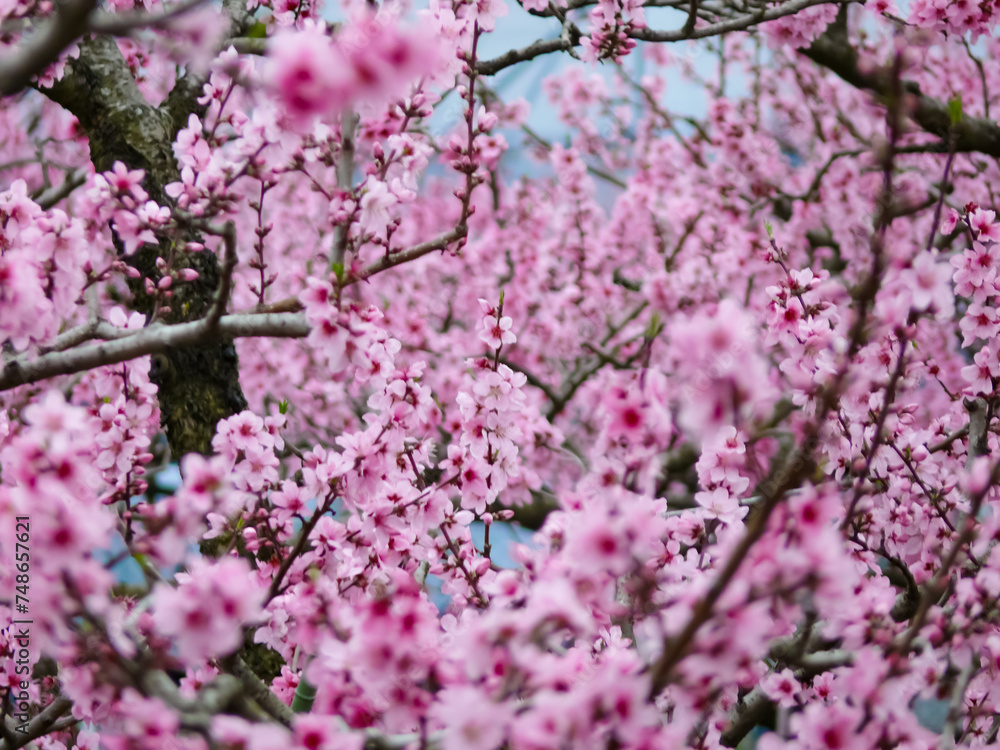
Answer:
42, 36, 247, 457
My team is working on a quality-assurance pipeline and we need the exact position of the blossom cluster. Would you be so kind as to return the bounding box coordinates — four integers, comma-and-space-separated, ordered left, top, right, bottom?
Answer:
268, 12, 441, 133
2, 1, 1000, 749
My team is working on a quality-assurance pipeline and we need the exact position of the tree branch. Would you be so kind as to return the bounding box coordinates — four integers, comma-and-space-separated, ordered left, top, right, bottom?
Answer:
226, 36, 268, 55
0, 313, 308, 392
332, 109, 358, 269
630, 0, 841, 42
87, 0, 211, 35
33, 166, 89, 209
799, 16, 1000, 157
476, 36, 574, 77
719, 687, 774, 748
344, 227, 468, 285
682, 0, 699, 36
0, 0, 218, 97
160, 0, 255, 137
0, 0, 97, 96
964, 396, 991, 468
720, 643, 853, 747
220, 655, 295, 727
649, 86, 901, 695
0, 697, 72, 750
928, 424, 970, 454
478, 0, 842, 75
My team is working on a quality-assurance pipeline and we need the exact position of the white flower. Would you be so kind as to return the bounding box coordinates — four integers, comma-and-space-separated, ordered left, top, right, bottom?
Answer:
358, 177, 398, 236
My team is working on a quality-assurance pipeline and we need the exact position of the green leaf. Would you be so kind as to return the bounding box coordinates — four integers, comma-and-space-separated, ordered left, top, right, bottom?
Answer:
330, 261, 344, 282
948, 95, 963, 125
247, 21, 267, 39
764, 219, 773, 239
278, 399, 289, 415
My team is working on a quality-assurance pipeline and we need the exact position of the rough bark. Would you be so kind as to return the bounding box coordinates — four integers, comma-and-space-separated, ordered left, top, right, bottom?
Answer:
41, 35, 248, 457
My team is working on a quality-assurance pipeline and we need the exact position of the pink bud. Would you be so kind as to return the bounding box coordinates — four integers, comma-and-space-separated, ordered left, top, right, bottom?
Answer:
178, 268, 200, 282
157, 276, 172, 290
478, 109, 498, 133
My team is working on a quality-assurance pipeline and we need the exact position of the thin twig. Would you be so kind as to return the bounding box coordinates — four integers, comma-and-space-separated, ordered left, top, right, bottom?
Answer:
205, 220, 238, 330
266, 494, 336, 601
929, 425, 971, 454
925, 128, 958, 253
343, 227, 468, 286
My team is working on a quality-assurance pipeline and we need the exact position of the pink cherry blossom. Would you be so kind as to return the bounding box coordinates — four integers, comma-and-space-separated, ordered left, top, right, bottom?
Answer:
268, 24, 352, 128
2, 5, 1000, 750
760, 668, 803, 708
152, 557, 265, 664
970, 208, 1000, 242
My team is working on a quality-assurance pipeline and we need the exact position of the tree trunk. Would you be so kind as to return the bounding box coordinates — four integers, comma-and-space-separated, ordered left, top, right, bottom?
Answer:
42, 35, 248, 457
